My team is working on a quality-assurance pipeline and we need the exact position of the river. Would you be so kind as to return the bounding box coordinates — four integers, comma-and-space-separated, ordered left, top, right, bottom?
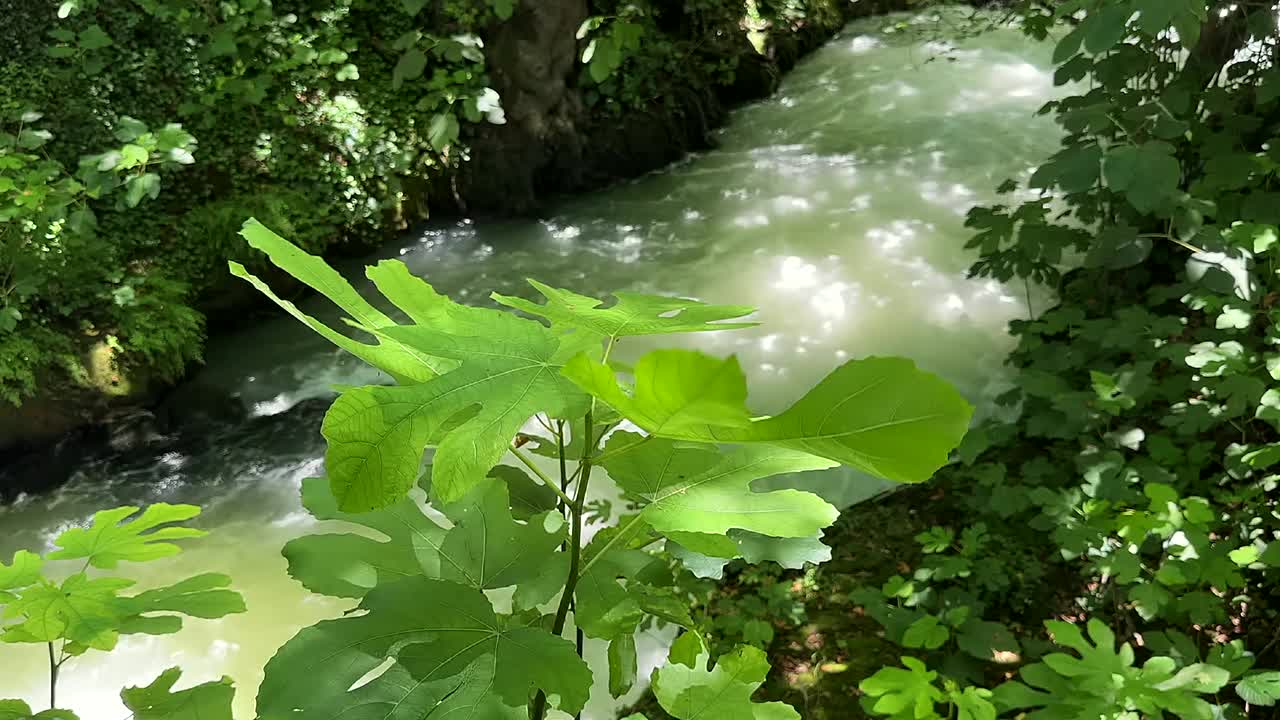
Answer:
0, 9, 1060, 719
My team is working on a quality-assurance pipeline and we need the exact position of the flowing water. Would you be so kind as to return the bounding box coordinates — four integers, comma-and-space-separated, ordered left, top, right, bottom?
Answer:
0, 10, 1062, 719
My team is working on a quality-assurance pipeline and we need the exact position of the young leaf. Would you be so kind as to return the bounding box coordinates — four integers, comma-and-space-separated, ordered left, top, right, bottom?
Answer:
492, 280, 756, 341
48, 504, 205, 568
258, 577, 591, 716
121, 668, 234, 720
652, 645, 799, 720
601, 432, 838, 539
569, 352, 973, 484
951, 687, 998, 720
859, 657, 943, 719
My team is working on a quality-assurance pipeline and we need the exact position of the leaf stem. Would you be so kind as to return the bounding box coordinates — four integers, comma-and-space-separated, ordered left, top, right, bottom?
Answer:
511, 446, 575, 509
48, 641, 58, 709
530, 410, 595, 720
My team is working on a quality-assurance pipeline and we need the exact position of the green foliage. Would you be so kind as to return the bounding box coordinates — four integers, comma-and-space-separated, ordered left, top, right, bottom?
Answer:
120, 668, 234, 720
0, 504, 243, 717
651, 643, 799, 719
0, 104, 200, 402
840, 3, 1280, 720
228, 221, 969, 717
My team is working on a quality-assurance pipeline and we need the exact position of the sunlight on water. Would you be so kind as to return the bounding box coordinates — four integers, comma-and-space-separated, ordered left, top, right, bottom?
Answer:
1, 9, 1062, 719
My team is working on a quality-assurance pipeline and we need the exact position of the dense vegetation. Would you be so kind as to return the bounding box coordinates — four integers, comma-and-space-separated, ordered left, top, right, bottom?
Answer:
658, 1, 1280, 718
0, 0, 838, 409
8, 0, 1280, 719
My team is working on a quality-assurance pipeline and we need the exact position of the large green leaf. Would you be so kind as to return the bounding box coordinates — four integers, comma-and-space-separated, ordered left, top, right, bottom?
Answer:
48, 504, 205, 568
121, 668, 234, 720
602, 432, 838, 539
652, 645, 799, 720
283, 476, 444, 599
492, 280, 756, 341
571, 351, 972, 483
1104, 142, 1181, 214
326, 317, 591, 508
434, 476, 566, 590
258, 577, 591, 717
295, 654, 524, 720
287, 475, 564, 597
569, 351, 753, 435
0, 551, 42, 602
230, 221, 444, 385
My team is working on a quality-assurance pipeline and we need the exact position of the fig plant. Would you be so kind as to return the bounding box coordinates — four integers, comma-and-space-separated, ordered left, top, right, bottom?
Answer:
229, 219, 972, 718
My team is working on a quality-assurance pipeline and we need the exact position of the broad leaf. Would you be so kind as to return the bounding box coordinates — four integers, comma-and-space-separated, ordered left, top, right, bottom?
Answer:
493, 280, 756, 341
121, 668, 234, 720
602, 432, 838, 539
302, 655, 523, 720
569, 351, 972, 484
258, 577, 591, 716
1104, 143, 1181, 214
48, 504, 204, 568
283, 476, 445, 599
1237, 672, 1280, 707
652, 645, 799, 720
334, 314, 592, 507
435, 476, 566, 590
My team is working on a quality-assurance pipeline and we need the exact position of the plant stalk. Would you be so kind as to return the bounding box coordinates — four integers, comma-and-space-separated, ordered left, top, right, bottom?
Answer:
530, 411, 595, 720
47, 642, 57, 709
